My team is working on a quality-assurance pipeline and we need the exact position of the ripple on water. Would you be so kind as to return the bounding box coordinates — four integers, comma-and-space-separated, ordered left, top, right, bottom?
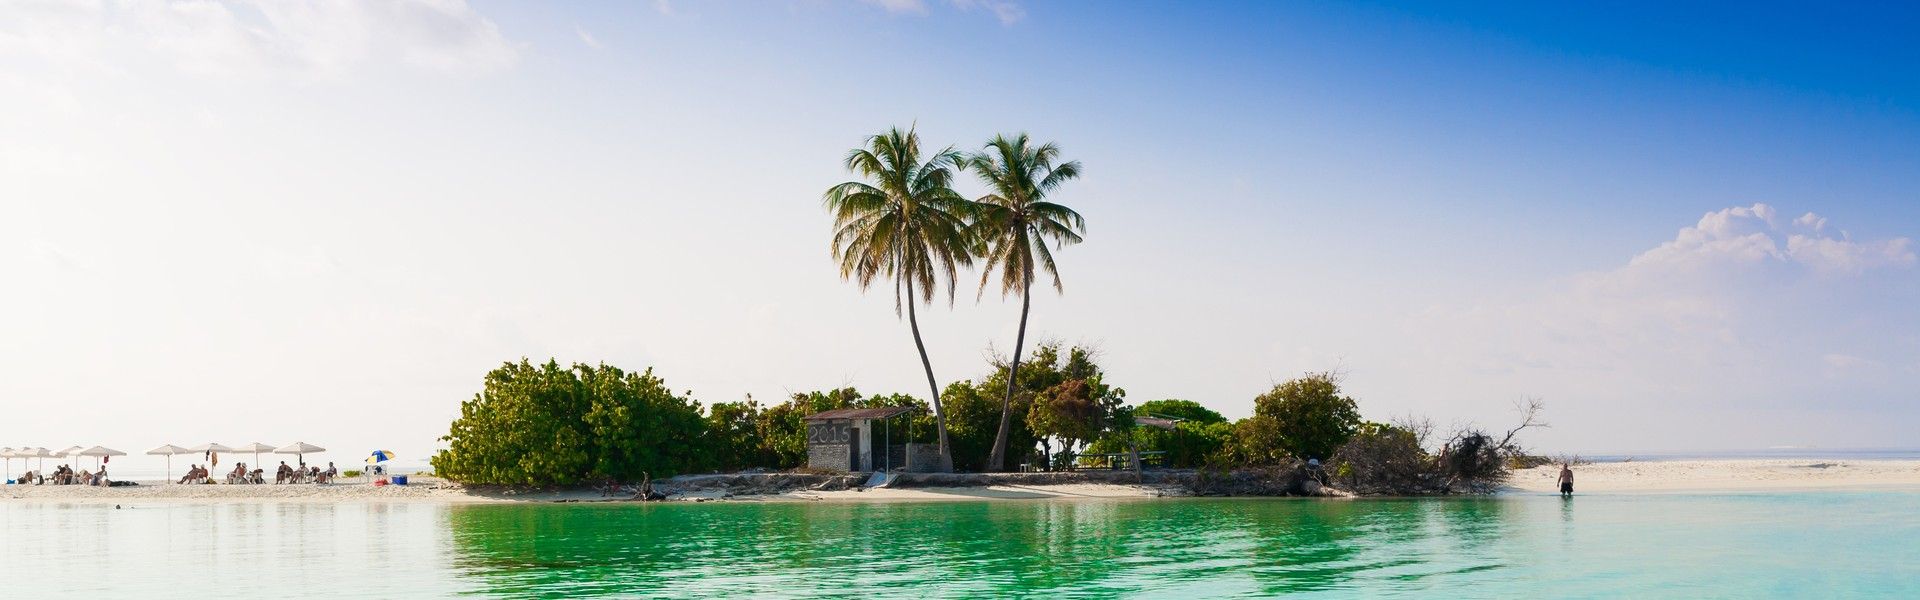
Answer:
6, 492, 1920, 598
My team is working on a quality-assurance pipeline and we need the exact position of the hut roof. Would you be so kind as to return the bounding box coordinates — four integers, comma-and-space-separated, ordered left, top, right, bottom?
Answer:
803, 406, 915, 421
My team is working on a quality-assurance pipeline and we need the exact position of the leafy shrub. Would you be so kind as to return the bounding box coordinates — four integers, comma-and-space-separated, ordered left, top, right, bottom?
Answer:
1236, 372, 1361, 464
1132, 399, 1226, 424
1086, 413, 1233, 468
431, 359, 712, 485
342, 470, 363, 479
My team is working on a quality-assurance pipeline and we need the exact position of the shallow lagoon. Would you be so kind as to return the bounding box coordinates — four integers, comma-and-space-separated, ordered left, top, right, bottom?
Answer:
5, 491, 1918, 598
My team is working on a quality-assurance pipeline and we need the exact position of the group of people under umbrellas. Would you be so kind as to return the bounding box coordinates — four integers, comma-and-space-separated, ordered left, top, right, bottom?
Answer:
3, 446, 125, 486
152, 442, 336, 484
5, 442, 397, 486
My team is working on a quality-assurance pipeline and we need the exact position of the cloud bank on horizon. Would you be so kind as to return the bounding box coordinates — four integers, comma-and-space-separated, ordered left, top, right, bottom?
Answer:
1398, 203, 1917, 451
0, 0, 517, 83
2, 0, 1918, 465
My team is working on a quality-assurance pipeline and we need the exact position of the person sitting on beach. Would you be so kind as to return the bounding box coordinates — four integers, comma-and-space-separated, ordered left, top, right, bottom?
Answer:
94, 468, 109, 487
1558, 463, 1575, 497
276, 461, 293, 484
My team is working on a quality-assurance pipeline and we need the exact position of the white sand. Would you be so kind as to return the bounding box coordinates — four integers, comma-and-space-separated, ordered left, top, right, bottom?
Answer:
1509, 459, 1920, 493
0, 476, 576, 504
10, 460, 1920, 503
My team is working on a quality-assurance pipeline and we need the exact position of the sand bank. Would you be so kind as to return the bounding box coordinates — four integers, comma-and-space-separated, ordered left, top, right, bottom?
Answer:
1509, 459, 1920, 493
0, 476, 511, 504
9, 459, 1920, 503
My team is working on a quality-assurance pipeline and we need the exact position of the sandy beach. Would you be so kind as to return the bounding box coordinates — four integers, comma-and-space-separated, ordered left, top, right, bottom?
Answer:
1509, 459, 1920, 493
0, 475, 1176, 504
8, 460, 1920, 504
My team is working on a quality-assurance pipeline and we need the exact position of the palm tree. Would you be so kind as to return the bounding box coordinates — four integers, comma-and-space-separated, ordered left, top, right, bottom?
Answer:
822, 126, 974, 472
967, 133, 1085, 472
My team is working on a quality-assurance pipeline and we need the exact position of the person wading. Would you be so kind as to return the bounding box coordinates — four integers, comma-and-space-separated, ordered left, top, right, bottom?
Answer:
1558, 463, 1575, 497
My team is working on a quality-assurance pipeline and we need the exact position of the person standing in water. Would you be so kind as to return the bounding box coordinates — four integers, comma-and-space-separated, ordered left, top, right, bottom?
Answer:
1557, 463, 1575, 497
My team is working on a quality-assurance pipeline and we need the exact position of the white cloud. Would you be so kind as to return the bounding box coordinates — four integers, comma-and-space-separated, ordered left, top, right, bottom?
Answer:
575, 24, 604, 49
1794, 211, 1828, 232
652, 0, 675, 16
950, 0, 1025, 25
1629, 203, 1914, 274
1404, 204, 1917, 445
861, 0, 928, 16
0, 0, 519, 82
857, 0, 1025, 24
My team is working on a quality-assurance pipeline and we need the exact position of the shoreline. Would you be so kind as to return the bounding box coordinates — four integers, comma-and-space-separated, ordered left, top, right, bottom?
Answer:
8, 459, 1920, 504
1505, 458, 1920, 494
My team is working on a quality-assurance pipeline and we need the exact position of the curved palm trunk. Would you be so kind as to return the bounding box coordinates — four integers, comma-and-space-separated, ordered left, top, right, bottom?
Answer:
986, 279, 1032, 472
904, 277, 953, 472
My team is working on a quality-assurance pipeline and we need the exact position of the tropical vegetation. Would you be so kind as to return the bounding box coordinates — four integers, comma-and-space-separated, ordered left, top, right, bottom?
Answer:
964, 133, 1086, 472
429, 125, 1543, 493
823, 126, 975, 472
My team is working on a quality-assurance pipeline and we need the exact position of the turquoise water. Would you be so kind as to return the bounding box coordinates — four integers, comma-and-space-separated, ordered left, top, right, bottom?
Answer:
5, 492, 1918, 598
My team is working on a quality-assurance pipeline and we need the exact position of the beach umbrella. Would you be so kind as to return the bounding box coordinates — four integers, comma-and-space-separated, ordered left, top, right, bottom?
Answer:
29, 447, 55, 473
234, 442, 276, 468
186, 442, 235, 467
366, 450, 395, 464
274, 442, 325, 466
78, 446, 126, 471
147, 444, 191, 482
55, 446, 85, 470
1, 447, 32, 482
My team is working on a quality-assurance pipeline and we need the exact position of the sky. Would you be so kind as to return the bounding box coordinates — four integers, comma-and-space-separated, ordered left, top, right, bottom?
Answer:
2, 0, 1918, 472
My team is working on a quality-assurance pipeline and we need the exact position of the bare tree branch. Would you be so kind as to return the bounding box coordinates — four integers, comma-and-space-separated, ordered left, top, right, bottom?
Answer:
1496, 397, 1547, 452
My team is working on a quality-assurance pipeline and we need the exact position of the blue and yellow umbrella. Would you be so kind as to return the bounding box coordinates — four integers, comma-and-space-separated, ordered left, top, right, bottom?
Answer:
366, 450, 396, 464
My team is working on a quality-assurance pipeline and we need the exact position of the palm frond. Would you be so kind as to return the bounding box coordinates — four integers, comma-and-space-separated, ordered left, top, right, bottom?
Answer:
965, 133, 1087, 298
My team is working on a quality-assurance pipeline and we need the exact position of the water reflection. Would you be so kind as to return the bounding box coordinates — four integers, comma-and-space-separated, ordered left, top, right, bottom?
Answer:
443, 498, 1521, 598
1, 502, 467, 599
6, 492, 1913, 598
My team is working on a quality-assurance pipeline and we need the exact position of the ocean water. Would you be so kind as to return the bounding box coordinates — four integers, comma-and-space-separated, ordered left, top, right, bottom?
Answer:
4, 492, 1918, 598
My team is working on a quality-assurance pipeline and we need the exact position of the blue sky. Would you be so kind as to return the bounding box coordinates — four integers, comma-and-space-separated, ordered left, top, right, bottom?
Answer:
2, 0, 1917, 468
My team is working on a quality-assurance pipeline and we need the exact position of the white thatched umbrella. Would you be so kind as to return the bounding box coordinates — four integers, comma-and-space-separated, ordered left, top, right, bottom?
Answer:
148, 444, 192, 482
55, 446, 86, 470
234, 442, 277, 471
27, 448, 55, 475
185, 443, 236, 475
0, 448, 14, 483
274, 442, 325, 466
77, 446, 126, 471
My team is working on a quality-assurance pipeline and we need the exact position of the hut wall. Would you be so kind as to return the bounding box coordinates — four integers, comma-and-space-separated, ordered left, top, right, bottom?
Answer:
808, 443, 851, 472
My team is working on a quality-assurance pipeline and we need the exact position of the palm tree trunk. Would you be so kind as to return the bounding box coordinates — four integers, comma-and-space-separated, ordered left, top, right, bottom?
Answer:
986, 279, 1033, 472
904, 277, 953, 472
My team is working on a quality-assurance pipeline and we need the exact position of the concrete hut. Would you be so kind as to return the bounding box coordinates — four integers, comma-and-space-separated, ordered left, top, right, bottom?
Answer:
802, 407, 940, 473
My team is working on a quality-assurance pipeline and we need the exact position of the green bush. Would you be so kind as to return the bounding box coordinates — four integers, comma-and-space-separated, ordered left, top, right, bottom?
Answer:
1235, 372, 1361, 464
430, 359, 712, 485
1132, 399, 1226, 424
1085, 405, 1233, 468
343, 470, 363, 479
